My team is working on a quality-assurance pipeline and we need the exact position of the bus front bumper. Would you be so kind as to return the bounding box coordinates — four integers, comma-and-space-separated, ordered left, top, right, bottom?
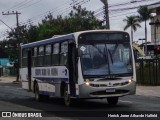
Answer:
78, 81, 136, 98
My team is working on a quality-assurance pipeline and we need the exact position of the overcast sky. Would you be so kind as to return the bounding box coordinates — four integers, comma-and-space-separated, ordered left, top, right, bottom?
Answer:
0, 0, 159, 43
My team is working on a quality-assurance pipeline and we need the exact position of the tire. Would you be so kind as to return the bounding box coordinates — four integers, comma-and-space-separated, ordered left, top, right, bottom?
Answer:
64, 85, 71, 106
35, 83, 43, 101
107, 97, 118, 105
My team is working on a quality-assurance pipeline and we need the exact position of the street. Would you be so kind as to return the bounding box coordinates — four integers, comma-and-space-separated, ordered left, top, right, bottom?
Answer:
0, 82, 159, 120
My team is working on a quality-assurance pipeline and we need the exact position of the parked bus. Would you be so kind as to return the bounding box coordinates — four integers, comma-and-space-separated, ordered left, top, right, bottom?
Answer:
20, 30, 136, 106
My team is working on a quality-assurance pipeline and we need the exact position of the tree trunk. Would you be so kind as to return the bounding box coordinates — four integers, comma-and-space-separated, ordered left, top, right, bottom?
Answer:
144, 20, 147, 55
131, 28, 133, 43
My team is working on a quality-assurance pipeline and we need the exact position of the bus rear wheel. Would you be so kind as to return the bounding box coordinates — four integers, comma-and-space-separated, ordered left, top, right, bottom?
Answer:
64, 86, 71, 106
107, 97, 118, 105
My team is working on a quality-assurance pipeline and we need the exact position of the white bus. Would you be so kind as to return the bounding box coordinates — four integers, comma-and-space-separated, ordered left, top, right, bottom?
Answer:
20, 30, 136, 106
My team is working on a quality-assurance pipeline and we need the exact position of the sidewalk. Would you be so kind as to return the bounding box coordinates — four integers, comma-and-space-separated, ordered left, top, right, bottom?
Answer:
136, 85, 160, 98
0, 76, 160, 97
0, 76, 18, 83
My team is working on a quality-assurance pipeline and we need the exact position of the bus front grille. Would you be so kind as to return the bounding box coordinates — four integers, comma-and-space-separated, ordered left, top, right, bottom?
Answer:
90, 90, 129, 96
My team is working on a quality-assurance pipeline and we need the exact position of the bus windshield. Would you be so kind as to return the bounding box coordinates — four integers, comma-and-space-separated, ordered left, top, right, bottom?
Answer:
79, 43, 133, 78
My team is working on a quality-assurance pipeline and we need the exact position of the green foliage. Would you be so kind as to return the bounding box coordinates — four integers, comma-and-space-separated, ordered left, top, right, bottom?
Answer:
67, 6, 104, 32
27, 25, 39, 43
0, 40, 18, 63
123, 16, 141, 31
123, 15, 141, 42
36, 6, 104, 40
137, 5, 152, 42
137, 6, 152, 22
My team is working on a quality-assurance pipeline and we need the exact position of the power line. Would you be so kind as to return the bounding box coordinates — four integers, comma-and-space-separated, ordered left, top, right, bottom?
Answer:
95, 0, 159, 18
17, 0, 43, 11
10, 0, 34, 10
3, 0, 30, 12
19, 0, 90, 26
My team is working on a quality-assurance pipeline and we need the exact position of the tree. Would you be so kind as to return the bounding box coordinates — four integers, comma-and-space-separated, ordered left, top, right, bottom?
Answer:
137, 6, 152, 54
36, 5, 105, 39
26, 24, 39, 43
7, 25, 28, 81
123, 15, 141, 43
68, 5, 104, 32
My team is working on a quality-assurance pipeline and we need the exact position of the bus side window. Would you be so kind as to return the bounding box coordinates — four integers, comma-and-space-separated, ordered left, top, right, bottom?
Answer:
44, 45, 51, 66
32, 47, 37, 67
52, 43, 60, 65
22, 49, 27, 67
37, 46, 44, 66
60, 41, 68, 66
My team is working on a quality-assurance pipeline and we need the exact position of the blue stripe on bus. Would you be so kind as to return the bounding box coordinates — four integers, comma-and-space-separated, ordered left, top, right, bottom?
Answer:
39, 91, 55, 96
39, 91, 79, 98
33, 77, 68, 82
21, 34, 74, 49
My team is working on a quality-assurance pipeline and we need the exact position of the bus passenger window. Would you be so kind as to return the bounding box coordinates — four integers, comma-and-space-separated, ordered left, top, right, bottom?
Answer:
52, 43, 60, 65
22, 49, 27, 67
60, 41, 68, 66
37, 46, 44, 66
32, 47, 37, 67
44, 45, 51, 66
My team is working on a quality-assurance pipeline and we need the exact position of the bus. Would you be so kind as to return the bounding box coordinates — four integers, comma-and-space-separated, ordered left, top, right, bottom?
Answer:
20, 30, 136, 106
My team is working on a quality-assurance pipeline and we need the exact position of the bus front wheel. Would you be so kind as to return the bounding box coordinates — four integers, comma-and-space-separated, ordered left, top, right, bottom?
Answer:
107, 97, 118, 105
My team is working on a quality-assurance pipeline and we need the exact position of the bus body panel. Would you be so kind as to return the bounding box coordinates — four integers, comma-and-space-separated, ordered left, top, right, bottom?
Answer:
21, 66, 69, 97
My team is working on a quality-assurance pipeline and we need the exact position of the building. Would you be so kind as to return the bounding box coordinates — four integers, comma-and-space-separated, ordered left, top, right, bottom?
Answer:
148, 2, 160, 42
0, 47, 9, 76
147, 2, 160, 55
0, 47, 9, 67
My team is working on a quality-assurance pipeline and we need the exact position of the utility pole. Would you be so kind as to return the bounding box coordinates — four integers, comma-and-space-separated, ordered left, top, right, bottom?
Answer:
100, 0, 110, 29
2, 11, 21, 82
139, 38, 146, 53
2, 11, 21, 27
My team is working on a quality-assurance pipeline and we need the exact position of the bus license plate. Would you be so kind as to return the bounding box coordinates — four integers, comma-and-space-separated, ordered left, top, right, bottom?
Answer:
106, 88, 116, 92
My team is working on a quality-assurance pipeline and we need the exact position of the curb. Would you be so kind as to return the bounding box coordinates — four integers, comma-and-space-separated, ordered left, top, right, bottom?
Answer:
12, 81, 21, 84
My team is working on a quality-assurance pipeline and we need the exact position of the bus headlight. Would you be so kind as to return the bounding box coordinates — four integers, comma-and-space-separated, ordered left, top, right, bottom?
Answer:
128, 79, 132, 83
85, 81, 90, 86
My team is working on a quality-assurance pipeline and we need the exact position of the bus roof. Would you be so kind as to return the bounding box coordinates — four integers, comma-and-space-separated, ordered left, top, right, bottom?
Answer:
21, 34, 74, 49
21, 30, 127, 49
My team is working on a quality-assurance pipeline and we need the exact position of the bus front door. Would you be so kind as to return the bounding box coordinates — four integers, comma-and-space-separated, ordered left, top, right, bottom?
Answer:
68, 43, 77, 97
27, 50, 32, 91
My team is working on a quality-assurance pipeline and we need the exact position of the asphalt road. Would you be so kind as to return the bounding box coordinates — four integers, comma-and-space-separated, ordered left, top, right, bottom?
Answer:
0, 82, 159, 120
